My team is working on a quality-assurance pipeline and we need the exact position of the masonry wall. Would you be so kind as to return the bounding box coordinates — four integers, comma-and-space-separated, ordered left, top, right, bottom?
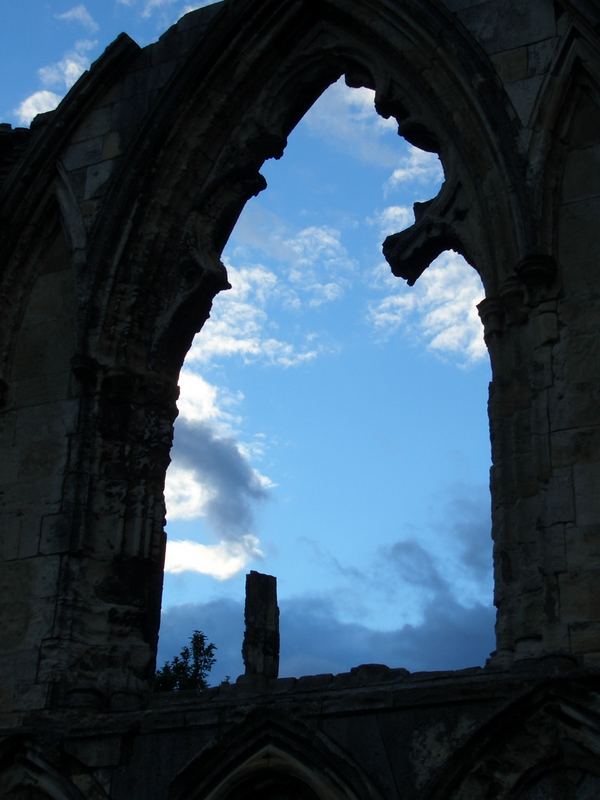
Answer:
1, 0, 600, 797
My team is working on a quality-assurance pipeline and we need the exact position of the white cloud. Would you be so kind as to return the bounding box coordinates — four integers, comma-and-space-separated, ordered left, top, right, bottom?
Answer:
230, 205, 357, 310
186, 262, 328, 368
386, 145, 443, 190
38, 39, 96, 91
177, 369, 241, 431
165, 464, 215, 520
166, 370, 272, 524
369, 251, 486, 365
368, 205, 414, 238
165, 535, 263, 580
55, 5, 99, 32
15, 40, 97, 125
14, 90, 62, 125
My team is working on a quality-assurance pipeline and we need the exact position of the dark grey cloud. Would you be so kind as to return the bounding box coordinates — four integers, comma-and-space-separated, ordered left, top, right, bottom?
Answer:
384, 539, 448, 592
158, 593, 495, 685
157, 483, 495, 684
171, 418, 268, 538
444, 487, 493, 580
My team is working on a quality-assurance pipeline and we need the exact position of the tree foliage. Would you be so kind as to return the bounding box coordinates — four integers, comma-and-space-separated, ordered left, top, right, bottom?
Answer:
154, 630, 216, 691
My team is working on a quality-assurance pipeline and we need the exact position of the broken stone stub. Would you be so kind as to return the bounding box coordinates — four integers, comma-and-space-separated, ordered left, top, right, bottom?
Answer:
242, 570, 280, 679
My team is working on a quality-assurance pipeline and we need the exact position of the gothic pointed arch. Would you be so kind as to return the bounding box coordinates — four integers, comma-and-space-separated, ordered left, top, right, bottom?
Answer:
526, 14, 600, 259
75, 0, 528, 376
426, 675, 600, 799
0, 737, 109, 800
169, 710, 384, 800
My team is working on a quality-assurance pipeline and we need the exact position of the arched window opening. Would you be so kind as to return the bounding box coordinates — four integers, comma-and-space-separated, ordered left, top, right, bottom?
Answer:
224, 771, 320, 800
159, 77, 494, 682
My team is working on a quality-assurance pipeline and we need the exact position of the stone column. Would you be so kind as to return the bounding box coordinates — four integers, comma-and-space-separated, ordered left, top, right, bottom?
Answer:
242, 571, 279, 678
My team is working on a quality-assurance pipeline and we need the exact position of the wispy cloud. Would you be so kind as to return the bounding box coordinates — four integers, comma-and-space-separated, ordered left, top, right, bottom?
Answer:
38, 39, 96, 90
301, 79, 444, 198
368, 205, 414, 238
368, 250, 486, 365
302, 79, 399, 169
141, 0, 179, 18
299, 483, 492, 630
186, 262, 332, 368
15, 39, 97, 125
55, 5, 99, 32
230, 204, 357, 308
386, 144, 444, 191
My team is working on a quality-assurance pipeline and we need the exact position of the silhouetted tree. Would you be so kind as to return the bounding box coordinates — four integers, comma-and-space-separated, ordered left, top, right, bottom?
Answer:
154, 630, 216, 691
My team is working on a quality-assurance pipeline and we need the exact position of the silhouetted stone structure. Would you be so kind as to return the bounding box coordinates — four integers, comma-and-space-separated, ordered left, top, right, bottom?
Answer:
243, 571, 280, 679
1, 1, 600, 797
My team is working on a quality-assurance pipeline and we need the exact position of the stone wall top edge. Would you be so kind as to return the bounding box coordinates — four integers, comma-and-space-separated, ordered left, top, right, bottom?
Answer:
3, 660, 589, 740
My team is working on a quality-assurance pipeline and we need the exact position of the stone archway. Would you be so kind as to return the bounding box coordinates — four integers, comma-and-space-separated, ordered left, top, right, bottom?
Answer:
1, 0, 600, 712
169, 710, 382, 800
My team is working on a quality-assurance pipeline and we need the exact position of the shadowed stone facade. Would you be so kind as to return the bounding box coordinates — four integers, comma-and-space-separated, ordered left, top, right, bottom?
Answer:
1, 0, 600, 796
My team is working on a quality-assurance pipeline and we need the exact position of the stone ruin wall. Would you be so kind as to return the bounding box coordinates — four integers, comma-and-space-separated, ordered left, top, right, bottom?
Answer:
1, 0, 600, 797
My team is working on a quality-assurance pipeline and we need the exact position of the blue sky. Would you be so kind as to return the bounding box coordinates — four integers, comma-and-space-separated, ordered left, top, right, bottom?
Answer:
4, 1, 496, 683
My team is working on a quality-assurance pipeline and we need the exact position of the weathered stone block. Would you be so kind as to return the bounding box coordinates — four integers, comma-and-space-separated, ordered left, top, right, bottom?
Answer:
490, 46, 528, 83
85, 159, 117, 200
13, 370, 72, 409
527, 37, 558, 77
62, 136, 105, 171
540, 525, 566, 574
40, 513, 71, 555
574, 461, 600, 526
565, 524, 600, 570
0, 445, 18, 485
458, 0, 555, 54
529, 345, 553, 391
17, 438, 69, 483
21, 269, 73, 326
71, 106, 113, 144
0, 557, 58, 650
549, 381, 600, 431
15, 399, 77, 444
543, 468, 575, 525
65, 736, 123, 768
0, 513, 21, 560
533, 312, 558, 348
102, 131, 122, 160
559, 570, 600, 622
562, 144, 600, 204
569, 621, 600, 654
551, 427, 600, 468
504, 74, 544, 124
559, 197, 600, 295
11, 317, 76, 378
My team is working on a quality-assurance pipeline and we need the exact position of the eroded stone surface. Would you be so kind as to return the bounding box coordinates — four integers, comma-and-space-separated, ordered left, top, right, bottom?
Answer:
1, 0, 600, 796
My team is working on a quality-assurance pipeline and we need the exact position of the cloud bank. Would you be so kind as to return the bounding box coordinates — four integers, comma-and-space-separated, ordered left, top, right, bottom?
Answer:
159, 485, 494, 683
158, 591, 495, 684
